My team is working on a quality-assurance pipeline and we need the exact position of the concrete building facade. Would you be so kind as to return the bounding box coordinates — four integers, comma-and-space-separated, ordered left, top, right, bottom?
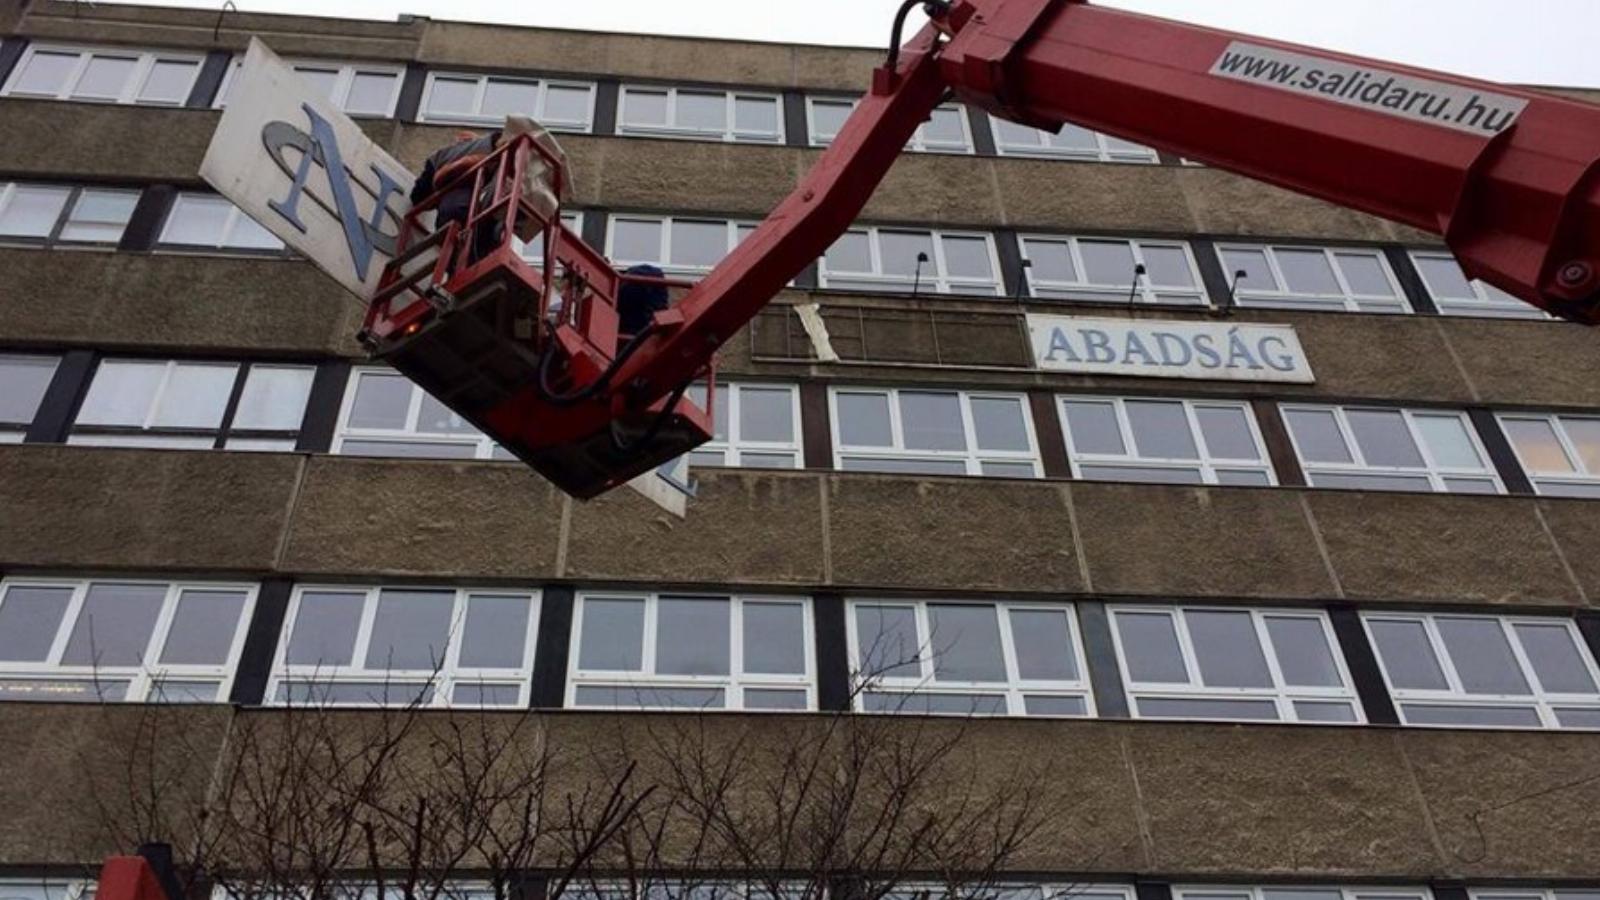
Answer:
2, 3, 1600, 900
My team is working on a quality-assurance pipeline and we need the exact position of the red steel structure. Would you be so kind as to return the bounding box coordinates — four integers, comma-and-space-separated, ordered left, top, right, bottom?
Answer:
362, 0, 1600, 500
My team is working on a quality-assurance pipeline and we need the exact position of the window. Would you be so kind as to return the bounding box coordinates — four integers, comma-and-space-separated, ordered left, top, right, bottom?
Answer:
1219, 244, 1409, 313
1365, 612, 1600, 730
606, 214, 756, 279
569, 592, 813, 711
820, 227, 1002, 296
831, 387, 1041, 478
1499, 412, 1600, 498
1059, 396, 1275, 486
1281, 404, 1502, 494
420, 72, 595, 132
518, 210, 583, 266
1021, 235, 1205, 305
216, 58, 403, 116
808, 96, 973, 153
1110, 605, 1362, 724
0, 181, 139, 246
158, 193, 285, 253
2, 44, 201, 106
684, 382, 802, 469
334, 367, 513, 460
1475, 889, 1600, 900
1409, 250, 1546, 319
1177, 887, 1426, 900
69, 359, 314, 451
0, 880, 94, 900
0, 353, 59, 443
271, 586, 540, 708
991, 118, 1159, 163
0, 578, 256, 703
618, 85, 783, 143
848, 599, 1092, 716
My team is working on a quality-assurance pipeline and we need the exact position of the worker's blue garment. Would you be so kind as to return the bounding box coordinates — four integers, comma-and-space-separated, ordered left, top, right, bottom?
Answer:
618, 264, 670, 336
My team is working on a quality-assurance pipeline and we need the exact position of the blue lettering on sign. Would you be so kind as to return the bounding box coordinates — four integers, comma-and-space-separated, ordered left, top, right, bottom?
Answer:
1041, 324, 1303, 378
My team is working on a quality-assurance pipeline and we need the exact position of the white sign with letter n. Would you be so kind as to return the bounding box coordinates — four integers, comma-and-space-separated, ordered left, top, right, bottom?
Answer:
1026, 315, 1315, 384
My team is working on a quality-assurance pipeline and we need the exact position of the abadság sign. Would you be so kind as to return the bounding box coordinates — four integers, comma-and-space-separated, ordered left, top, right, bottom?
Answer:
200, 38, 413, 300
1026, 315, 1314, 384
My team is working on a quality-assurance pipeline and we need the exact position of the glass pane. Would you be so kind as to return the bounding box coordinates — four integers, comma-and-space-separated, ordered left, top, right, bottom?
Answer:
279, 680, 433, 707
1312, 471, 1435, 492
74, 55, 137, 99
1140, 245, 1196, 288
1079, 464, 1204, 485
733, 95, 779, 134
1553, 708, 1600, 729
1284, 408, 1354, 463
1136, 696, 1279, 720
1437, 617, 1531, 695
854, 604, 921, 678
0, 678, 129, 703
836, 392, 893, 447
1503, 417, 1575, 473
1049, 122, 1101, 151
0, 585, 73, 662
1368, 619, 1449, 690
1009, 608, 1078, 681
364, 590, 454, 671
481, 79, 540, 118
970, 397, 1030, 452
738, 387, 794, 443
611, 217, 663, 263
543, 85, 592, 124
338, 439, 478, 459
656, 596, 731, 676
879, 231, 936, 277
233, 365, 314, 431
928, 604, 1006, 682
941, 236, 994, 280
426, 76, 477, 115
227, 209, 283, 251
149, 680, 222, 703
77, 360, 166, 426
578, 597, 645, 671
416, 392, 479, 434
573, 684, 723, 709
743, 602, 806, 675
742, 451, 798, 469
670, 219, 727, 268
1221, 248, 1275, 290
347, 372, 413, 429
676, 91, 726, 131
1294, 700, 1359, 723
1563, 418, 1600, 473
346, 72, 397, 114
1187, 609, 1273, 688
841, 456, 968, 475
457, 594, 531, 669
899, 392, 965, 451
1194, 405, 1260, 460
921, 106, 967, 145
810, 99, 853, 141
452, 683, 522, 706
1414, 414, 1483, 469
162, 195, 233, 245
622, 88, 669, 126
824, 231, 872, 273
158, 589, 247, 666
152, 363, 237, 428
1346, 409, 1425, 467
140, 59, 196, 104
1401, 702, 1543, 728
66, 188, 138, 228
1126, 400, 1199, 460
1214, 469, 1273, 486
12, 50, 78, 95
1276, 248, 1341, 294
1414, 255, 1477, 299
980, 460, 1037, 478
0, 185, 70, 238
285, 590, 365, 666
1062, 400, 1125, 455
1265, 616, 1341, 687
1513, 623, 1598, 694
995, 120, 1045, 149
1022, 694, 1087, 716
1023, 240, 1076, 283
1079, 240, 1138, 287
1116, 611, 1188, 683
743, 688, 808, 710
862, 691, 1007, 715
61, 583, 166, 667
1335, 252, 1395, 296
0, 355, 58, 425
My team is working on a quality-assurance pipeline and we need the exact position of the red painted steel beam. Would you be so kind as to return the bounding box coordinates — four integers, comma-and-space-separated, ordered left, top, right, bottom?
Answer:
94, 858, 171, 900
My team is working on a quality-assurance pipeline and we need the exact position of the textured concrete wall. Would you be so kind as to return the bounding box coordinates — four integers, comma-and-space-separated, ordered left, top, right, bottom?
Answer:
16, 1, 423, 58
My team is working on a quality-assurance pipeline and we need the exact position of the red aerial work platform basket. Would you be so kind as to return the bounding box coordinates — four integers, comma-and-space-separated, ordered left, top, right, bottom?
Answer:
361, 133, 714, 498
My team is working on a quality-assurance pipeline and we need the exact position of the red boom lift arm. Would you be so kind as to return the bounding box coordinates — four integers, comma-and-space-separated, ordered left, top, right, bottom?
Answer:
365, 0, 1600, 499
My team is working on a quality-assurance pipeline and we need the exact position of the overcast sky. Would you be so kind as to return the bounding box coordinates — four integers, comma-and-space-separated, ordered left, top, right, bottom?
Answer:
100, 0, 1600, 87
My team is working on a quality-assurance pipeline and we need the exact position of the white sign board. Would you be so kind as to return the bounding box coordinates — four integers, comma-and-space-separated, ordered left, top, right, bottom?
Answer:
200, 38, 413, 300
1026, 315, 1314, 383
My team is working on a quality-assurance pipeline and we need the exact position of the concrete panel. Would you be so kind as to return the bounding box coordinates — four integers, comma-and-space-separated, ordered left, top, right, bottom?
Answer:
1307, 492, 1582, 607
993, 159, 1197, 234
280, 456, 565, 579
0, 445, 301, 573
564, 470, 827, 586
0, 250, 362, 357
580, 137, 803, 218
0, 100, 214, 182
1124, 723, 1440, 876
1531, 498, 1600, 604
860, 153, 1006, 226
0, 704, 232, 865
1437, 317, 1600, 409
1178, 168, 1402, 242
1399, 729, 1600, 878
826, 475, 1085, 592
22, 2, 421, 58
1257, 311, 1475, 404
1072, 483, 1337, 600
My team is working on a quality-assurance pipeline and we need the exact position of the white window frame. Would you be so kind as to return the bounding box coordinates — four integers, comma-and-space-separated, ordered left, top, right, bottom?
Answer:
1497, 411, 1600, 498
1217, 243, 1412, 314
1176, 887, 1428, 900
157, 192, 286, 254
686, 381, 803, 470
0, 879, 96, 900
818, 226, 1004, 296
990, 118, 1160, 163
1474, 889, 1600, 900
567, 591, 816, 712
0, 181, 140, 247
617, 84, 785, 143
333, 366, 510, 460
215, 57, 404, 117
0, 577, 258, 703
1363, 612, 1600, 731
1020, 234, 1207, 305
269, 585, 541, 709
605, 213, 757, 280
1409, 249, 1549, 320
1058, 395, 1277, 486
67, 358, 313, 451
1109, 605, 1364, 725
1281, 404, 1504, 495
845, 598, 1094, 718
1, 43, 203, 106
829, 386, 1043, 478
0, 352, 60, 442
417, 71, 596, 132
806, 95, 975, 154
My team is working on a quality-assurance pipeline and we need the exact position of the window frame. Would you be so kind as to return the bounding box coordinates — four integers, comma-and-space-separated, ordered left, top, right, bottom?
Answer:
1217, 243, 1412, 314
332, 366, 511, 460
268, 584, 542, 709
604, 213, 757, 280
828, 386, 1044, 479
1175, 886, 1429, 900
617, 84, 785, 143
1497, 411, 1600, 498
0, 180, 141, 248
1409, 249, 1549, 320
990, 118, 1160, 163
0, 878, 96, 900
567, 591, 817, 712
417, 71, 597, 132
1057, 395, 1277, 487
0, 351, 61, 443
1280, 403, 1504, 495
806, 95, 975, 154
1109, 604, 1365, 725
214, 56, 405, 117
0, 42, 204, 106
0, 576, 258, 703
1019, 234, 1207, 305
67, 357, 314, 452
845, 598, 1095, 718
818, 226, 1004, 297
156, 192, 288, 255
1363, 611, 1600, 731
685, 381, 803, 470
